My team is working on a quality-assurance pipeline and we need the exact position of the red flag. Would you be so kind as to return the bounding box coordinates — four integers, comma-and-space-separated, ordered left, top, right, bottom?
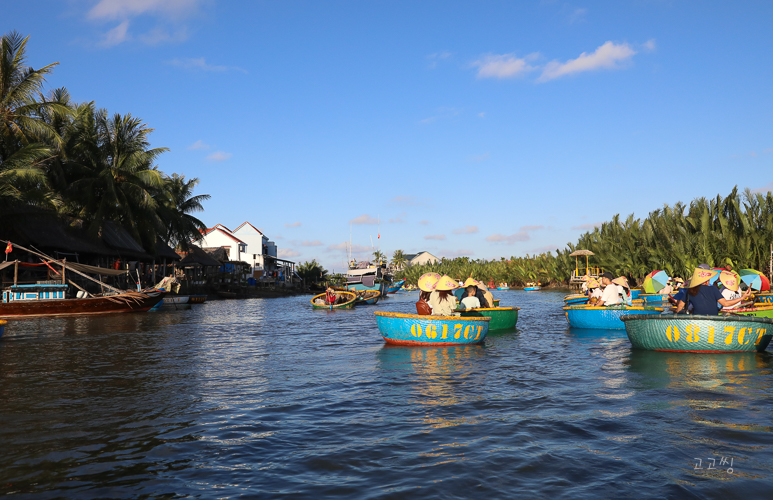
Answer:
4, 242, 11, 254
377, 233, 380, 239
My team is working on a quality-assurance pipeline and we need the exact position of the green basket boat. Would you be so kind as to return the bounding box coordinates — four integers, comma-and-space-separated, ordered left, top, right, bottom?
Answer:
721, 304, 773, 318
310, 291, 357, 310
621, 314, 773, 353
458, 307, 519, 331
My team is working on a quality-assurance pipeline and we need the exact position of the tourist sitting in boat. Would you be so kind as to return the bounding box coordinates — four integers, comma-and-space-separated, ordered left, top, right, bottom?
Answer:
586, 278, 602, 303
673, 277, 684, 289
660, 280, 674, 294
429, 275, 459, 316
612, 277, 633, 306
416, 272, 441, 315
717, 271, 748, 310
325, 287, 340, 305
596, 272, 623, 306
476, 280, 494, 308
675, 268, 750, 315
460, 278, 482, 309
581, 275, 590, 294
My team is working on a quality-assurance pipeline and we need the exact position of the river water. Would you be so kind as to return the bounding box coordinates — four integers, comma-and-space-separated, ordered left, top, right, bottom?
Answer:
1, 290, 772, 498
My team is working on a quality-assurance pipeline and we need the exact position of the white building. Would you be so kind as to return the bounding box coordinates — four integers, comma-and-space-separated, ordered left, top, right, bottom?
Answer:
403, 251, 439, 266
196, 222, 295, 282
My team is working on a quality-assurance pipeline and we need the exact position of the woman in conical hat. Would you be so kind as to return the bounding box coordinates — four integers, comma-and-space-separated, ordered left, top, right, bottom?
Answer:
428, 274, 459, 316
676, 268, 749, 315
612, 276, 633, 305
586, 278, 602, 303
718, 270, 750, 310
416, 272, 441, 315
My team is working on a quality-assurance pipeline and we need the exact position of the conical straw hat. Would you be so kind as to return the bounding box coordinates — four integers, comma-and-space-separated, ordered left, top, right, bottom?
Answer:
435, 275, 460, 291
418, 272, 441, 292
718, 270, 740, 291
463, 277, 478, 288
688, 268, 719, 288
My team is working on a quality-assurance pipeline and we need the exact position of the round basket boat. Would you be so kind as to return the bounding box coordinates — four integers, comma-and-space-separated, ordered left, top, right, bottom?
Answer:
621, 314, 773, 352
564, 294, 589, 306
311, 291, 357, 310
373, 311, 490, 346
524, 286, 540, 291
631, 289, 642, 300
639, 293, 672, 303
458, 307, 519, 331
563, 305, 664, 330
754, 292, 773, 304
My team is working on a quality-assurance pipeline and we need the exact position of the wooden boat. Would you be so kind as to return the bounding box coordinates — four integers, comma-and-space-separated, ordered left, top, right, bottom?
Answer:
458, 307, 519, 330
0, 319, 5, 339
639, 293, 672, 303
151, 295, 191, 310
0, 290, 165, 319
721, 304, 773, 318
493, 299, 500, 307
387, 280, 406, 294
311, 291, 357, 310
189, 295, 207, 304
755, 292, 773, 304
621, 314, 773, 352
563, 304, 664, 330
524, 286, 541, 291
374, 311, 490, 346
630, 288, 642, 300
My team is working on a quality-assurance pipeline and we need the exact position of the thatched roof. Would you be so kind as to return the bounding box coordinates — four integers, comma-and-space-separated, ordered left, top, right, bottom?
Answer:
569, 249, 595, 257
178, 245, 222, 267
0, 208, 113, 256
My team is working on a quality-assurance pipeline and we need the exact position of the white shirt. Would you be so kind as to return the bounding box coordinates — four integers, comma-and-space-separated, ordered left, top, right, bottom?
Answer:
721, 288, 742, 309
589, 288, 602, 299
461, 296, 481, 309
599, 284, 623, 305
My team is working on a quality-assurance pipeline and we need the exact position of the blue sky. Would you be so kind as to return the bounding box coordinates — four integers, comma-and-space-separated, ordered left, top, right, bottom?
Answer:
4, 1, 773, 272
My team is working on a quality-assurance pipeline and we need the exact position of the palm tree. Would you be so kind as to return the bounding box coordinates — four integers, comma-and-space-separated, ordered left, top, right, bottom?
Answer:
391, 249, 407, 271
297, 260, 329, 285
372, 250, 386, 265
157, 174, 210, 250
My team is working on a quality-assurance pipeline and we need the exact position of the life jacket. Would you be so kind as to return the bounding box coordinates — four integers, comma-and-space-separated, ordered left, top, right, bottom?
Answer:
326, 291, 336, 304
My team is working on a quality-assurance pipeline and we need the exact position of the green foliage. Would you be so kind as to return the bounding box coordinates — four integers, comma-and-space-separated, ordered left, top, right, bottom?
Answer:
297, 259, 329, 285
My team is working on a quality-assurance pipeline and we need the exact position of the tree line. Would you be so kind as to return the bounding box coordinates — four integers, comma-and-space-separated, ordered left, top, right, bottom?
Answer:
0, 31, 208, 253
299, 187, 773, 286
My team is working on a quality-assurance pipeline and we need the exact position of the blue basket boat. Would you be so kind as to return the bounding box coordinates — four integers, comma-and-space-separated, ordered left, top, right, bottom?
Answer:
524, 286, 540, 291
621, 314, 773, 352
639, 293, 672, 303
564, 294, 589, 306
563, 305, 664, 330
755, 292, 773, 304
373, 311, 490, 346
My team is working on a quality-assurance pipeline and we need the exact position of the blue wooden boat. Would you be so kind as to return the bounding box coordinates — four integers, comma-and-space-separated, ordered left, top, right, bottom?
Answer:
0, 319, 5, 339
563, 305, 664, 330
564, 294, 589, 306
524, 286, 540, 291
354, 290, 381, 305
387, 280, 406, 294
639, 293, 672, 303
497, 286, 510, 290
373, 311, 490, 346
631, 289, 642, 299
755, 292, 773, 304
621, 314, 773, 352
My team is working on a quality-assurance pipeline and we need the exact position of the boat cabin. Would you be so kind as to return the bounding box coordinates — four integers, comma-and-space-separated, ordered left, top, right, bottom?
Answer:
2, 283, 68, 303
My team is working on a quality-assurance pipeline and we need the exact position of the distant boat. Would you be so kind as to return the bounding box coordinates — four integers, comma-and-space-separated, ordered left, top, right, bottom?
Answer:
524, 286, 541, 291
374, 311, 490, 346
311, 291, 357, 310
721, 304, 773, 318
458, 307, 519, 331
622, 314, 773, 352
217, 291, 237, 299
354, 290, 381, 305
387, 280, 406, 294
189, 295, 207, 304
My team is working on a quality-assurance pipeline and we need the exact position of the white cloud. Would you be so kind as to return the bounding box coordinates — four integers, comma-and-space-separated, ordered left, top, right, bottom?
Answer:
88, 0, 201, 20
350, 214, 379, 225
389, 217, 405, 223
427, 51, 452, 69
473, 53, 538, 79
206, 151, 232, 162
438, 249, 475, 258
278, 249, 301, 258
642, 39, 657, 52
539, 41, 637, 82
300, 240, 322, 247
419, 220, 431, 226
284, 222, 302, 228
327, 242, 371, 254
188, 140, 210, 150
418, 107, 460, 125
139, 27, 188, 45
167, 57, 247, 73
100, 21, 130, 47
567, 7, 587, 24
453, 225, 479, 235
520, 225, 544, 231
424, 234, 446, 241
486, 232, 530, 243
478, 112, 485, 118
751, 182, 773, 194
570, 222, 603, 230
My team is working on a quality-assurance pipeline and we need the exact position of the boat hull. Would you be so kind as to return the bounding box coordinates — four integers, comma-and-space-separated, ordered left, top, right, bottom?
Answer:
0, 320, 5, 339
311, 291, 357, 310
621, 314, 773, 352
564, 305, 664, 330
189, 295, 207, 304
346, 281, 387, 296
0, 291, 164, 319
374, 311, 490, 346
497, 286, 510, 290
524, 287, 540, 291
640, 293, 671, 303
459, 307, 518, 330
631, 289, 642, 299
564, 294, 589, 306
755, 292, 773, 304
387, 280, 406, 294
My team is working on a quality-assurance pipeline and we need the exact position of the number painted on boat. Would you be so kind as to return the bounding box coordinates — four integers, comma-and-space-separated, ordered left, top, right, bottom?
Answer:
664, 324, 767, 345
408, 322, 482, 341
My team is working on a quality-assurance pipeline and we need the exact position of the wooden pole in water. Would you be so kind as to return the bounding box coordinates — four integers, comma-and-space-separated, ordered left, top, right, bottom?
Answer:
13, 260, 17, 286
